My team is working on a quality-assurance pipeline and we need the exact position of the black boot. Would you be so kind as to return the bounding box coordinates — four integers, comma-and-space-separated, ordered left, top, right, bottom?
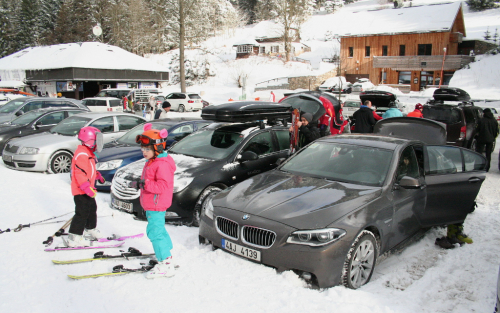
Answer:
435, 236, 455, 249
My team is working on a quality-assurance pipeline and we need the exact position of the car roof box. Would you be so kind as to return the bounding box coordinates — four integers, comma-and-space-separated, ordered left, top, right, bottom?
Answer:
433, 87, 470, 102
201, 101, 291, 122
359, 91, 397, 108
374, 117, 447, 145
279, 91, 330, 122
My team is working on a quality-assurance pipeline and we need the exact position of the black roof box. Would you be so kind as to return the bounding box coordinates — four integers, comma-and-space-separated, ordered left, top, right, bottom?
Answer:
201, 101, 291, 122
433, 87, 470, 102
359, 90, 397, 108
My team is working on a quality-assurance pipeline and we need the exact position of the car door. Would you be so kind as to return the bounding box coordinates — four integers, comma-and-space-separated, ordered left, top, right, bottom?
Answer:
420, 145, 486, 226
388, 145, 426, 248
229, 130, 280, 184
89, 116, 117, 143
32, 111, 66, 133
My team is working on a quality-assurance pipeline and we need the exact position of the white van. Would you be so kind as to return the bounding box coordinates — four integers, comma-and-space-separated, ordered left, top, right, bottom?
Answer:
82, 97, 124, 112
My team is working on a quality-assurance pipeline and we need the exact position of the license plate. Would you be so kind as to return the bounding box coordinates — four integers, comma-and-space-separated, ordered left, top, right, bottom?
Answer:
2, 154, 12, 163
112, 198, 133, 213
222, 239, 261, 262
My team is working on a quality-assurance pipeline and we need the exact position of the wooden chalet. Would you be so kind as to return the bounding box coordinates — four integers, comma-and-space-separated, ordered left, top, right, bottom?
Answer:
340, 2, 474, 92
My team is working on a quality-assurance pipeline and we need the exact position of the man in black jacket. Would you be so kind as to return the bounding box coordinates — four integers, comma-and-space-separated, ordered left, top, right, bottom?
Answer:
289, 112, 320, 149
352, 100, 376, 133
476, 108, 499, 171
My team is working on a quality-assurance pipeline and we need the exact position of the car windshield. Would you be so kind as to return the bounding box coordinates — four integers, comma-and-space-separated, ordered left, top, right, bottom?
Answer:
280, 142, 393, 186
0, 99, 25, 113
422, 107, 462, 124
117, 122, 174, 145
11, 110, 47, 125
50, 116, 91, 136
344, 101, 360, 108
169, 129, 244, 160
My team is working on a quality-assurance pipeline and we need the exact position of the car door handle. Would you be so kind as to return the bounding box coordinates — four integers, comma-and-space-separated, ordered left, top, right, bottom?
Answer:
468, 177, 482, 183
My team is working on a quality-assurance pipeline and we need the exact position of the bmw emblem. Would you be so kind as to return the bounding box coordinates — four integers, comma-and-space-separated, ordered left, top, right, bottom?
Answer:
242, 214, 250, 221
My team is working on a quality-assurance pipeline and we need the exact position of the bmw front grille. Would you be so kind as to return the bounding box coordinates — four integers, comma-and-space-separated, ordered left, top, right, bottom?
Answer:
216, 217, 239, 240
242, 226, 276, 248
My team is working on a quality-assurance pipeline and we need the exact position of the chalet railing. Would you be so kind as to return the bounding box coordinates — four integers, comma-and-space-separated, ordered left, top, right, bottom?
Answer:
373, 55, 475, 71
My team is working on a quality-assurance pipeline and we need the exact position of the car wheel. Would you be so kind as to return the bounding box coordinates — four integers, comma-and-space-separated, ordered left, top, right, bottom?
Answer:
469, 138, 477, 151
342, 230, 378, 289
190, 186, 222, 227
49, 151, 73, 174
178, 105, 185, 112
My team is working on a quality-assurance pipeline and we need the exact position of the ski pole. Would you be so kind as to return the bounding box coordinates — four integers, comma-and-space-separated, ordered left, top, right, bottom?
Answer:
43, 217, 73, 247
13, 212, 73, 232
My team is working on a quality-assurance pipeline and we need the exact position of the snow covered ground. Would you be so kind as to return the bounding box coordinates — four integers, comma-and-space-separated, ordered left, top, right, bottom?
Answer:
0, 127, 499, 313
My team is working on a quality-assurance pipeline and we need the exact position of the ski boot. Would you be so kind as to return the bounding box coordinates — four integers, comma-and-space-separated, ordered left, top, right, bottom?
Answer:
84, 228, 104, 240
447, 224, 473, 245
145, 256, 175, 279
67, 233, 92, 247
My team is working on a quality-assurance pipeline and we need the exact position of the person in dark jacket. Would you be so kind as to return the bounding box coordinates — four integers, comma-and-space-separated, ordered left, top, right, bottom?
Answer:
475, 108, 499, 171
289, 112, 320, 149
352, 100, 377, 133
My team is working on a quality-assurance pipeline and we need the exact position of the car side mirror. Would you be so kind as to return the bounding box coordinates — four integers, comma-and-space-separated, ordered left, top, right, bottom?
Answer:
275, 157, 286, 166
398, 176, 421, 189
34, 121, 43, 129
15, 110, 24, 116
238, 151, 258, 163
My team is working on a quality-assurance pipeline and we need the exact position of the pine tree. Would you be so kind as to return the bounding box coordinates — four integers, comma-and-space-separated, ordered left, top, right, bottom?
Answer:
238, 0, 258, 24
484, 27, 491, 41
0, 0, 17, 57
16, 0, 41, 49
255, 0, 276, 21
39, 0, 63, 44
466, 0, 497, 11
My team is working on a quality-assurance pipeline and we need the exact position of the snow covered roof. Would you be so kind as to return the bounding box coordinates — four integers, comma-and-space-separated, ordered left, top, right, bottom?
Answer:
233, 39, 260, 46
340, 2, 464, 37
0, 42, 169, 72
0, 80, 26, 88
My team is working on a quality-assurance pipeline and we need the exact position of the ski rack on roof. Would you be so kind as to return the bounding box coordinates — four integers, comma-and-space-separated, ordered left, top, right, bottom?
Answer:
201, 101, 291, 126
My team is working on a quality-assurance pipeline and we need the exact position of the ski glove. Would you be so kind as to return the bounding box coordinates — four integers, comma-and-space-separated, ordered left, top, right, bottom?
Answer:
96, 171, 105, 184
80, 181, 97, 198
128, 179, 145, 190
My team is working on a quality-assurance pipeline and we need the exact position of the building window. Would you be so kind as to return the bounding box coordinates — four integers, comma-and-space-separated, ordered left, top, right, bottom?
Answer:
271, 46, 279, 53
365, 46, 370, 57
418, 44, 432, 56
259, 46, 265, 54
382, 45, 388, 56
399, 45, 405, 56
349, 47, 353, 58
237, 45, 253, 53
398, 71, 411, 84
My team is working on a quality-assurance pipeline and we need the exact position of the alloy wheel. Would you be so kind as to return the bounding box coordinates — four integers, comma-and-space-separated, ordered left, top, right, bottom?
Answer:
349, 239, 375, 289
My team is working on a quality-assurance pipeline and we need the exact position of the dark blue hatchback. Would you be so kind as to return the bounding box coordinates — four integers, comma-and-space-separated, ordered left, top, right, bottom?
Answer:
95, 117, 212, 191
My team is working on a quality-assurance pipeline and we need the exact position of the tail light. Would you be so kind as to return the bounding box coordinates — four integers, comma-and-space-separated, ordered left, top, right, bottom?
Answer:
107, 108, 112, 111
459, 126, 466, 139
188, 100, 194, 103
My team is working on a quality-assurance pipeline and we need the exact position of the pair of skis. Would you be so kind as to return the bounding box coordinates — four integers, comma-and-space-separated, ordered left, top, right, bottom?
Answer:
44, 233, 144, 251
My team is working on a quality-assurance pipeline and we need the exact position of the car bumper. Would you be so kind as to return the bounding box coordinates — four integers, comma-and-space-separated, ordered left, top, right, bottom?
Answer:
198, 207, 351, 288
1, 150, 50, 172
95, 169, 118, 191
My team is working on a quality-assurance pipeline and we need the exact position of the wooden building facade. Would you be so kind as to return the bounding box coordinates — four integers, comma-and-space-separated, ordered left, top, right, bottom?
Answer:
340, 3, 474, 92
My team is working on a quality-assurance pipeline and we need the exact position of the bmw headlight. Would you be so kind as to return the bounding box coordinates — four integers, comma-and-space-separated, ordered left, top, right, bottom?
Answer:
96, 159, 123, 171
18, 147, 39, 155
287, 228, 346, 246
173, 176, 194, 193
203, 198, 214, 220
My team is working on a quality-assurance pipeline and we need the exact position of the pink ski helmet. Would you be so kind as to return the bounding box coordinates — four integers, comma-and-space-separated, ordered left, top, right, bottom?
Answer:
78, 126, 103, 152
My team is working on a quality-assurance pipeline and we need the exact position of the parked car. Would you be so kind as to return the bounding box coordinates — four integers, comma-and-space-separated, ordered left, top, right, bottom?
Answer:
96, 118, 213, 191
95, 88, 132, 99
423, 87, 482, 149
352, 78, 375, 92
319, 77, 351, 93
164, 92, 203, 112
82, 97, 124, 112
2, 112, 145, 173
110, 101, 293, 225
199, 117, 487, 289
0, 97, 87, 124
342, 99, 361, 119
0, 107, 87, 155
360, 90, 405, 117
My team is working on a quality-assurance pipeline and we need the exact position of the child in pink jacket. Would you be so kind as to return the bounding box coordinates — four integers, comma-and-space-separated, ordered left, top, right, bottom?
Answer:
130, 123, 177, 278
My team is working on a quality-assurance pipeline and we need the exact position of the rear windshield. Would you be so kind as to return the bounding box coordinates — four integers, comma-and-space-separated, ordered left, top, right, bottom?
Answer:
188, 94, 201, 99
422, 107, 462, 124
84, 99, 107, 107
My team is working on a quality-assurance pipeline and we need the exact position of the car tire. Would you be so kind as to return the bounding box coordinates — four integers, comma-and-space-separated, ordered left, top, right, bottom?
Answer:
341, 230, 378, 289
468, 138, 477, 151
48, 151, 73, 174
190, 186, 222, 227
178, 104, 185, 112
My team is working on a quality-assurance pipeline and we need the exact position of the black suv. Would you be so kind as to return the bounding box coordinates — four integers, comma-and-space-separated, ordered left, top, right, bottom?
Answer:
423, 87, 482, 149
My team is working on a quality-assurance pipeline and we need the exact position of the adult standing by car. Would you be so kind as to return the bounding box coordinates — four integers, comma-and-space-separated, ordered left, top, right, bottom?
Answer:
146, 95, 155, 120
289, 112, 320, 149
382, 102, 403, 119
475, 108, 498, 172
330, 101, 349, 135
122, 96, 129, 112
407, 103, 424, 118
155, 101, 171, 119
352, 100, 376, 133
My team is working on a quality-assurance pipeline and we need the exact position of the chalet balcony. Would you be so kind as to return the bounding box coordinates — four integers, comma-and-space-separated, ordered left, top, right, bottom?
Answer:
373, 55, 475, 71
